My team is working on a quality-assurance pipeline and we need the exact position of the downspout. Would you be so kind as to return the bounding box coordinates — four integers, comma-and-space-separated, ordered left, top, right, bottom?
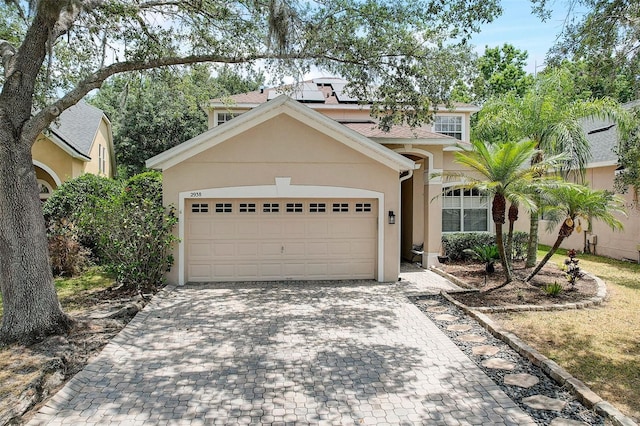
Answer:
398, 168, 416, 279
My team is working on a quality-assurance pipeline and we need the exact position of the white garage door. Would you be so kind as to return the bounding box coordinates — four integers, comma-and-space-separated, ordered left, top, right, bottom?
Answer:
186, 198, 377, 282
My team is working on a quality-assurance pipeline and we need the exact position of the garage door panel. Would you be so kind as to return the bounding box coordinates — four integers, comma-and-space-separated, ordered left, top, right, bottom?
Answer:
283, 262, 306, 277
186, 198, 377, 282
307, 242, 328, 255
189, 264, 212, 281
260, 220, 283, 236
236, 242, 259, 256
212, 242, 236, 257
235, 264, 258, 279
260, 263, 284, 278
188, 222, 212, 237
328, 241, 351, 255
236, 221, 259, 237
189, 242, 212, 258
261, 242, 283, 256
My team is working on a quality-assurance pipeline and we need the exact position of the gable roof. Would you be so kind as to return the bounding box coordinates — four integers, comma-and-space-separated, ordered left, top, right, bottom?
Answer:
147, 95, 416, 172
47, 101, 107, 160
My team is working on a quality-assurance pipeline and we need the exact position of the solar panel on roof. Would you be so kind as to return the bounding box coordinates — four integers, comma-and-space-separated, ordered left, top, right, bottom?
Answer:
266, 88, 326, 102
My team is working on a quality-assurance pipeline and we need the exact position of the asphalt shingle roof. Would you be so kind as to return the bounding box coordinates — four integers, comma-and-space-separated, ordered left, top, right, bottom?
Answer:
49, 101, 105, 157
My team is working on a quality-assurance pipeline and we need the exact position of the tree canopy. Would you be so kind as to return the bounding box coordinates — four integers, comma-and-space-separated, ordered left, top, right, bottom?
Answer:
90, 65, 263, 177
472, 44, 533, 103
536, 0, 640, 102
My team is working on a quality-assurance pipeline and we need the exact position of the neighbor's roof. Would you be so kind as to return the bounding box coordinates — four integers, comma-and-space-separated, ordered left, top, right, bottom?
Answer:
210, 77, 480, 112
582, 99, 639, 166
48, 101, 106, 159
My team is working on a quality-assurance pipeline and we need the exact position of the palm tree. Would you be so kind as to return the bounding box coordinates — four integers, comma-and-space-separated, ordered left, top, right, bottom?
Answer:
525, 185, 626, 282
442, 139, 555, 284
474, 68, 632, 267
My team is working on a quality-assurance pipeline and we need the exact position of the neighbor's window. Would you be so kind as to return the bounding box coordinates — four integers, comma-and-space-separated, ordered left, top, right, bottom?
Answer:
216, 112, 241, 125
442, 188, 489, 232
98, 143, 103, 173
434, 116, 463, 140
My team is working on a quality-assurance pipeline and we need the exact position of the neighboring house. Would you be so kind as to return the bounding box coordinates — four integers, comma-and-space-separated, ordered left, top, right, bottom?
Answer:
538, 101, 640, 262
32, 100, 115, 200
147, 77, 483, 284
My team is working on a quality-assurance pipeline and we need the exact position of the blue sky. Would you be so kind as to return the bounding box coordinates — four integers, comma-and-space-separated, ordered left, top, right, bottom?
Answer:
470, 0, 581, 73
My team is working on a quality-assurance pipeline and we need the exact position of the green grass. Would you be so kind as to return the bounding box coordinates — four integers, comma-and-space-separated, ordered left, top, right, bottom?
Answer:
495, 247, 640, 421
0, 267, 115, 317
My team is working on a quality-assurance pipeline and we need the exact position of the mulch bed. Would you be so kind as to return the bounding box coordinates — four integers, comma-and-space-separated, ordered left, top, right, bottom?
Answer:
438, 260, 598, 308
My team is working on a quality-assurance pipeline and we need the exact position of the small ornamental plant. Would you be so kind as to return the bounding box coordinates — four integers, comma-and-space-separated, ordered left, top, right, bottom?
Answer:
544, 282, 563, 297
563, 249, 584, 289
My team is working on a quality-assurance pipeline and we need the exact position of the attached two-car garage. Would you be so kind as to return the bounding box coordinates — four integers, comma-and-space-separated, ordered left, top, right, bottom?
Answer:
147, 95, 415, 284
186, 198, 377, 281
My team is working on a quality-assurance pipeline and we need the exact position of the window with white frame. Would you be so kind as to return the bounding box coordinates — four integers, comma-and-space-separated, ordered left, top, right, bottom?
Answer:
216, 111, 241, 125
442, 188, 489, 232
434, 116, 463, 140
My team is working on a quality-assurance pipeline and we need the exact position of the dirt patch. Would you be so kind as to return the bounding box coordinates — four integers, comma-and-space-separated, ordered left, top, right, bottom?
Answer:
0, 286, 155, 425
437, 260, 598, 307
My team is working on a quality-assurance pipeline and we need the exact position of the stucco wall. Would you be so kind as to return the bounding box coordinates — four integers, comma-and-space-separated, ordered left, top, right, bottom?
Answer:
83, 119, 114, 178
32, 136, 74, 182
162, 113, 402, 284
538, 165, 640, 261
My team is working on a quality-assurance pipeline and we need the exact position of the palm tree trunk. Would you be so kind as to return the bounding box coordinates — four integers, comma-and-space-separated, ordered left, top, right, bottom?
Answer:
526, 210, 540, 267
506, 204, 518, 264
526, 222, 573, 281
491, 194, 513, 284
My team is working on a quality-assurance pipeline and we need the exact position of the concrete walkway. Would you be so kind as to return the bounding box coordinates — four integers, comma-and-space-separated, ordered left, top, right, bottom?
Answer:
30, 269, 535, 425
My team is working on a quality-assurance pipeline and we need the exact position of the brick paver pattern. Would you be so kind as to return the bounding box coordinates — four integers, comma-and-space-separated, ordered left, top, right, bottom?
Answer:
30, 278, 536, 425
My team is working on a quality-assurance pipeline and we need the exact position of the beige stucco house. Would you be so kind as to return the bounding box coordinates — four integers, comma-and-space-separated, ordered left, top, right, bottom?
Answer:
33, 100, 115, 200
538, 103, 640, 262
147, 77, 484, 285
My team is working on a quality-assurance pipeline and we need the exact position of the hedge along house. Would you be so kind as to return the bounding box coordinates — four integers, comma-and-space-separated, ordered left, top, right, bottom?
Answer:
146, 78, 482, 285
32, 100, 115, 200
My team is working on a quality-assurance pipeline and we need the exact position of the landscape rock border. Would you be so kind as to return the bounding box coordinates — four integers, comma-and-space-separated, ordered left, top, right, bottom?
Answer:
439, 288, 637, 426
430, 267, 607, 312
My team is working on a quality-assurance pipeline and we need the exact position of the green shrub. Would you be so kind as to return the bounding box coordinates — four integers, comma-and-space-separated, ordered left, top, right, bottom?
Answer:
92, 171, 177, 291
442, 232, 494, 261
442, 231, 529, 261
511, 231, 529, 261
42, 174, 122, 250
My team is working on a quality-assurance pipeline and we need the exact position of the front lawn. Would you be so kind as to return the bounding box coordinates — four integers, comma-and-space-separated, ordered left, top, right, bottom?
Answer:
493, 247, 640, 421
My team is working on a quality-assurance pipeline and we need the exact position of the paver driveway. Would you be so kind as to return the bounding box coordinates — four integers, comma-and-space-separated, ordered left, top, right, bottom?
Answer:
30, 280, 535, 425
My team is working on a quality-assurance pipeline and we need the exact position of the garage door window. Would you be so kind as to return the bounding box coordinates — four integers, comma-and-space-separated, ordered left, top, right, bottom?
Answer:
191, 203, 209, 213
239, 203, 256, 213
332, 203, 349, 212
355, 202, 372, 212
215, 203, 233, 213
263, 203, 280, 213
286, 202, 303, 213
309, 203, 326, 213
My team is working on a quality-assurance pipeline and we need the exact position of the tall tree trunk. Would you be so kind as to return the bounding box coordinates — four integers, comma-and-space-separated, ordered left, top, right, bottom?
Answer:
526, 221, 574, 282
0, 1, 72, 343
525, 210, 539, 267
0, 134, 72, 343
